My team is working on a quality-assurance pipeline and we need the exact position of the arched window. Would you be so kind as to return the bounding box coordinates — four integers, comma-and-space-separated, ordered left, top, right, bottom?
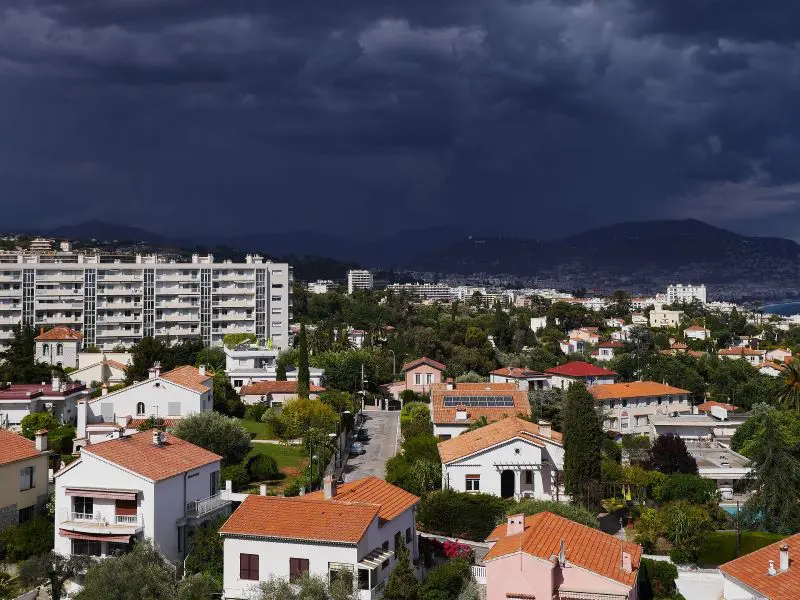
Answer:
56, 344, 64, 356
42, 344, 50, 355
136, 402, 145, 416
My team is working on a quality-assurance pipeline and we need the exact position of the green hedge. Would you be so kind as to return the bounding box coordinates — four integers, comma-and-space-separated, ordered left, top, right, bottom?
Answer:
507, 499, 599, 529
418, 490, 509, 540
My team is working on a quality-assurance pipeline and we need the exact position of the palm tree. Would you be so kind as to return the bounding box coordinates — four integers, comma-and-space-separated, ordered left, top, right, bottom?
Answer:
777, 360, 800, 412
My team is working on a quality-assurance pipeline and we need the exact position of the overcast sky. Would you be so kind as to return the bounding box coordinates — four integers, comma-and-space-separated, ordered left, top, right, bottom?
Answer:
2, 0, 800, 240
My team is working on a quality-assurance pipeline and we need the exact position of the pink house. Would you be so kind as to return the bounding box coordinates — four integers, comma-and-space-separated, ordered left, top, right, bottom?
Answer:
400, 357, 446, 395
483, 512, 641, 600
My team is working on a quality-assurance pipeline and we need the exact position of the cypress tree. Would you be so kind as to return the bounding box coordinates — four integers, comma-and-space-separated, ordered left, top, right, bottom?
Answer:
563, 382, 603, 504
297, 321, 310, 398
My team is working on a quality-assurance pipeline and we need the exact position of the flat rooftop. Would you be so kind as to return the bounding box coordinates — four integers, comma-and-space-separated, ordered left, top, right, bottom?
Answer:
0, 382, 86, 401
685, 442, 749, 469
649, 413, 749, 427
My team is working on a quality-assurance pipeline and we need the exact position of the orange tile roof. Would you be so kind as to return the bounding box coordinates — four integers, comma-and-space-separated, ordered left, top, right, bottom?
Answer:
685, 326, 709, 332
103, 359, 128, 371
719, 347, 764, 356
160, 365, 213, 393
0, 429, 45, 466
596, 341, 624, 349
402, 356, 446, 372
239, 381, 325, 395
83, 431, 221, 481
219, 494, 380, 543
35, 326, 83, 341
431, 384, 530, 425
697, 400, 736, 412
127, 418, 181, 428
490, 367, 548, 379
762, 361, 787, 372
720, 533, 800, 599
589, 381, 689, 401
484, 512, 641, 588
303, 475, 419, 522
438, 417, 561, 464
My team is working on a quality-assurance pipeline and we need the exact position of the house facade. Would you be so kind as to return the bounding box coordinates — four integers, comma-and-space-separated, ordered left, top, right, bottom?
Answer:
595, 341, 624, 362
35, 326, 83, 370
718, 347, 766, 366
220, 476, 419, 600
54, 430, 228, 563
648, 406, 748, 444
545, 361, 617, 390
649, 309, 684, 328
439, 417, 564, 501
0, 379, 86, 428
430, 382, 530, 440
590, 381, 692, 435
483, 512, 641, 600
224, 344, 325, 392
399, 357, 446, 396
684, 326, 710, 341
0, 429, 51, 531
489, 367, 550, 391
238, 381, 324, 408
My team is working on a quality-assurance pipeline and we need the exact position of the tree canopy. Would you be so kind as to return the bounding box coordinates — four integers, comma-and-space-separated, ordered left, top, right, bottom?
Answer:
172, 411, 251, 464
563, 382, 603, 503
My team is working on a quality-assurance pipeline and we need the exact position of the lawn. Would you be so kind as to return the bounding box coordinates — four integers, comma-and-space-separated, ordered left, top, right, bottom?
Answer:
241, 418, 277, 440
245, 442, 308, 495
698, 531, 785, 566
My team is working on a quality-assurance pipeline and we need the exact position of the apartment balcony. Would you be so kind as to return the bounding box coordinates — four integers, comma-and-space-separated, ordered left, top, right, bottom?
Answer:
212, 299, 254, 308
36, 274, 83, 282
0, 274, 21, 282
156, 312, 199, 323
97, 301, 142, 309
213, 285, 255, 294
156, 286, 199, 295
97, 287, 143, 296
35, 315, 83, 324
185, 493, 231, 519
155, 327, 199, 336
212, 273, 254, 282
155, 299, 198, 309
96, 328, 142, 337
212, 326, 253, 335
213, 313, 252, 321
0, 289, 23, 297
59, 509, 143, 536
36, 299, 83, 309
470, 566, 486, 585
96, 315, 141, 323
0, 316, 20, 324
0, 330, 14, 339
97, 273, 142, 282
156, 273, 199, 282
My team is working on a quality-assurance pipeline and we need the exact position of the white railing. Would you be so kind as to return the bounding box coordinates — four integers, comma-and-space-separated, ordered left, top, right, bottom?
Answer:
470, 565, 486, 584
186, 493, 230, 518
115, 514, 139, 525
63, 510, 141, 527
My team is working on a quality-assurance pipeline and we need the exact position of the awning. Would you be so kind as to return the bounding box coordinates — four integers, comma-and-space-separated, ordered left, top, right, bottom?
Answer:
65, 488, 138, 501
59, 529, 133, 543
358, 548, 394, 569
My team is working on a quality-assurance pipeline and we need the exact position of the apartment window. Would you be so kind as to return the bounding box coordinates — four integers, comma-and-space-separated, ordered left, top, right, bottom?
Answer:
239, 554, 259, 580
289, 558, 309, 583
271, 283, 284, 289
72, 540, 102, 557
621, 399, 628, 408
136, 402, 146, 416
271, 295, 282, 302
465, 475, 480, 492
405, 527, 412, 543
74, 496, 93, 517
19, 466, 35, 491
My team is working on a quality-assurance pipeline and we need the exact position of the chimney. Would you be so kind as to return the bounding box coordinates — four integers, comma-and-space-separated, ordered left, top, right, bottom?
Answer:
51, 376, 60, 392
35, 430, 48, 452
538, 420, 552, 438
148, 368, 156, 379
622, 551, 632, 573
40, 326, 45, 335
259, 484, 267, 496
198, 365, 206, 377
101, 384, 108, 396
506, 513, 525, 536
769, 560, 777, 576
323, 475, 337, 500
692, 405, 699, 415
780, 545, 790, 571
77, 401, 87, 439
455, 408, 468, 421
152, 429, 162, 446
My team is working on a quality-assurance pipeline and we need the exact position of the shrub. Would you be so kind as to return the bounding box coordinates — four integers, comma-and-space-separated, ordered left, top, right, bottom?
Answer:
244, 403, 268, 422
419, 558, 471, 599
0, 517, 54, 561
172, 412, 251, 465
20, 412, 60, 439
220, 464, 249, 491
640, 558, 681, 600
247, 454, 279, 481
48, 425, 76, 455
418, 490, 509, 540
402, 435, 440, 463
652, 474, 718, 505
507, 499, 600, 529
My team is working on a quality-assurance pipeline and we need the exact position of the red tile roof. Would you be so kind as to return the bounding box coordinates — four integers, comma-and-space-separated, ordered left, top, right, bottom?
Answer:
104, 359, 128, 371
127, 418, 181, 428
82, 431, 221, 482
685, 326, 709, 332
0, 382, 86, 401
35, 326, 83, 341
490, 367, 549, 379
697, 400, 736, 412
545, 361, 617, 378
0, 429, 45, 466
438, 417, 561, 464
160, 366, 214, 393
589, 381, 689, 401
401, 356, 446, 373
719, 347, 764, 357
239, 381, 325, 395
596, 341, 624, 349
430, 383, 530, 425
219, 495, 379, 544
304, 475, 419, 522
720, 533, 800, 599
484, 512, 641, 588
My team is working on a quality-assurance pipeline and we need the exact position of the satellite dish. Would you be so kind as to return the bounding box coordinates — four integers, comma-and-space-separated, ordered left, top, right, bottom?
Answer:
158, 432, 167, 444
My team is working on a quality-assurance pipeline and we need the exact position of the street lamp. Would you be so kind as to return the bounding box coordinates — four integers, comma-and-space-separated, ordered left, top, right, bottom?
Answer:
388, 349, 396, 376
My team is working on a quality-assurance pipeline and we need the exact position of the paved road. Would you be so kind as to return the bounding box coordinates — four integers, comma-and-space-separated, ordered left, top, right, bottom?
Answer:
343, 411, 400, 481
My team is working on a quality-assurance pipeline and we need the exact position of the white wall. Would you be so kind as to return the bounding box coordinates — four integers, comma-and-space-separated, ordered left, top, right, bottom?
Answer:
78, 352, 132, 369
37, 340, 80, 370
722, 574, 763, 600
433, 424, 469, 440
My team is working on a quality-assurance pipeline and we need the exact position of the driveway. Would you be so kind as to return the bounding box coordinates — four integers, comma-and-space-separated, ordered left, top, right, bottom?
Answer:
344, 411, 400, 481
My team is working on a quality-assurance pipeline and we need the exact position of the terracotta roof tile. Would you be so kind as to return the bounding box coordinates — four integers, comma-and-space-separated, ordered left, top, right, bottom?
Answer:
697, 400, 736, 412
0, 429, 45, 466
489, 367, 549, 379
35, 326, 83, 341
303, 475, 419, 522
596, 341, 624, 349
438, 417, 562, 464
239, 381, 325, 395
720, 533, 800, 599
545, 361, 617, 378
83, 430, 221, 482
219, 494, 380, 543
719, 347, 764, 357
402, 356, 447, 372
160, 365, 213, 393
589, 381, 689, 401
127, 418, 181, 428
430, 383, 530, 425
484, 512, 641, 588
103, 359, 128, 371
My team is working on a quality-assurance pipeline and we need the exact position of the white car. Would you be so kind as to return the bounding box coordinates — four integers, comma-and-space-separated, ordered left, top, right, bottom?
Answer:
349, 442, 365, 455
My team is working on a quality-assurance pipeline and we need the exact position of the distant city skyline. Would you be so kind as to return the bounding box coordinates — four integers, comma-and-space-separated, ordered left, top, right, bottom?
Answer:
2, 1, 800, 241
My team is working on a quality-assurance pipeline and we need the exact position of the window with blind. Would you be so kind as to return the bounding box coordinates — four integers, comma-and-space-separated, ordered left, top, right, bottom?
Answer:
465, 474, 480, 492
239, 554, 259, 580
19, 466, 35, 491
289, 557, 309, 583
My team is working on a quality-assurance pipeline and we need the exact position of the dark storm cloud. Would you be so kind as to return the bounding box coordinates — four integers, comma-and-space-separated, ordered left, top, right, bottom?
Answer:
2, 0, 800, 239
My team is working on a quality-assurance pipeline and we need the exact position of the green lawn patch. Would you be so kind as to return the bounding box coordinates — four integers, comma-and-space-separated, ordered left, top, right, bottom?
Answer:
241, 418, 276, 440
698, 531, 785, 566
246, 442, 308, 495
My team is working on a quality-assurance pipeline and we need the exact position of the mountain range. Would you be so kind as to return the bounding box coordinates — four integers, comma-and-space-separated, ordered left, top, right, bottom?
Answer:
29, 219, 800, 283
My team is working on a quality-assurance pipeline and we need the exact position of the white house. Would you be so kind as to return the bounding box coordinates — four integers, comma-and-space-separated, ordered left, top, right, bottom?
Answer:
224, 344, 324, 392
590, 381, 692, 435
35, 326, 83, 370
544, 361, 617, 390
67, 354, 129, 388
594, 341, 624, 362
765, 348, 793, 364
348, 329, 367, 349
649, 309, 685, 328
559, 338, 585, 355
684, 326, 711, 341
720, 533, 799, 599
530, 316, 547, 332
219, 476, 419, 600
0, 379, 87, 428
718, 347, 766, 366
631, 313, 648, 325
54, 430, 229, 563
74, 365, 213, 449
438, 417, 564, 501
489, 367, 551, 391
430, 382, 531, 440
684, 441, 750, 499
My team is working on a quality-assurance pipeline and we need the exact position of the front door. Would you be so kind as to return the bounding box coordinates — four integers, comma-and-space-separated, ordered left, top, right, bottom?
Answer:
500, 470, 515, 499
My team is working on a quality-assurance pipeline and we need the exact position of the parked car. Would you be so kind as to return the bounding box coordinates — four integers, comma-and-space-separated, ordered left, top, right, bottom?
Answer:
356, 429, 370, 442
350, 442, 365, 455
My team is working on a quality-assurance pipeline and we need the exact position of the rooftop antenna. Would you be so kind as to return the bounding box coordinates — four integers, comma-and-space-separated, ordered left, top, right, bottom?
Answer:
558, 539, 566, 567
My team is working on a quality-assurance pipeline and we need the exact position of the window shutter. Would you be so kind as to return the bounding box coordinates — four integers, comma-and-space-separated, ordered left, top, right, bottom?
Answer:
167, 402, 181, 416
289, 558, 298, 582
29, 466, 35, 488
19, 468, 26, 490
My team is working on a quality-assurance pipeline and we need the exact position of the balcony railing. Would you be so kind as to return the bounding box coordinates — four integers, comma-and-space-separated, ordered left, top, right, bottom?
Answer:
186, 493, 230, 518
63, 510, 141, 527
470, 565, 486, 584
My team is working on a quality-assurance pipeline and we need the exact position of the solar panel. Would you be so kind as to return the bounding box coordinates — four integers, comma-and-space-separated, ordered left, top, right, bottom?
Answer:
443, 396, 515, 407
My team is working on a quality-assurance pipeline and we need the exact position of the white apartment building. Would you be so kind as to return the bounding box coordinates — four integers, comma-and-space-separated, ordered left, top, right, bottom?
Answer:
384, 283, 453, 302
649, 309, 685, 328
347, 270, 373, 294
0, 252, 291, 351
54, 430, 229, 563
667, 284, 707, 305
307, 280, 336, 294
